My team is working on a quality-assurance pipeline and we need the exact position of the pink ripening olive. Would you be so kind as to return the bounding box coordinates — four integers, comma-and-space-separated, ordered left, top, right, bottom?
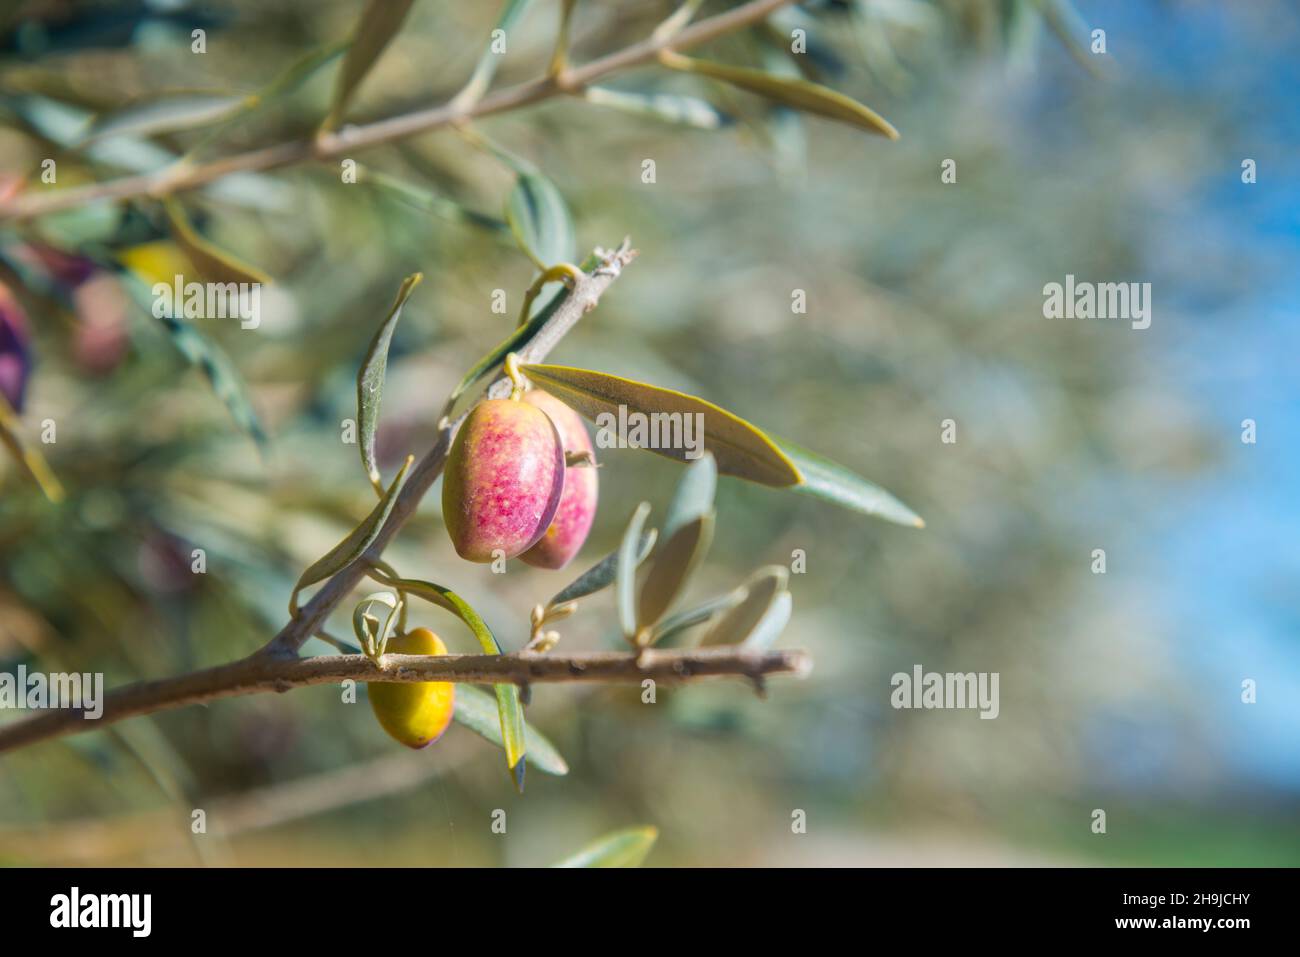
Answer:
442, 398, 565, 562
519, 390, 598, 570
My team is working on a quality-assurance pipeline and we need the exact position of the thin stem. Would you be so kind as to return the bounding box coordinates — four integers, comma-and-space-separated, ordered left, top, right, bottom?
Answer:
0, 647, 811, 754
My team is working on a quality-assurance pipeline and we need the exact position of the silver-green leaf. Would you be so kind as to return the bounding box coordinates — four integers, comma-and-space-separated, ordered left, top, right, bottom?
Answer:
357, 274, 422, 494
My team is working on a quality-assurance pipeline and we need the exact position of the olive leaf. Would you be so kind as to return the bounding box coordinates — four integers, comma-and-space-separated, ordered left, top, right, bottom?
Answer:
373, 574, 527, 781
648, 587, 747, 647
81, 93, 245, 144
549, 528, 657, 607
583, 86, 729, 130
659, 50, 899, 139
359, 166, 508, 233
636, 511, 714, 638
162, 198, 272, 287
520, 364, 801, 486
701, 565, 789, 647
522, 364, 924, 527
662, 450, 717, 541
451, 0, 538, 110
357, 273, 422, 495
775, 438, 924, 528
740, 590, 793, 652
551, 826, 658, 868
634, 452, 718, 634
454, 684, 568, 777
617, 502, 653, 640
288, 455, 411, 614
322, 0, 417, 131
505, 170, 577, 271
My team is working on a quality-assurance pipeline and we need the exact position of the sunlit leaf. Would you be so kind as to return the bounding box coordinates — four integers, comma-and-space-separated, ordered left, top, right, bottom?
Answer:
357, 273, 422, 494
81, 94, 244, 144
323, 0, 417, 131
552, 826, 658, 868
288, 456, 411, 613
549, 528, 656, 607
505, 170, 576, 270
583, 86, 729, 130
659, 50, 899, 139
775, 437, 924, 528
701, 565, 789, 647
520, 364, 802, 486
454, 685, 568, 776
162, 198, 272, 287
617, 502, 653, 640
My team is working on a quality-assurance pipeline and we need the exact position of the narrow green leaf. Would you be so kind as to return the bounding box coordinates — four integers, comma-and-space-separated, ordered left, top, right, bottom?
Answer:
451, 0, 538, 110
662, 451, 716, 541
637, 512, 714, 635
617, 502, 653, 640
505, 171, 576, 270
118, 272, 268, 450
649, 587, 746, 647
660, 51, 899, 139
323, 0, 417, 131
289, 456, 411, 613
82, 94, 244, 144
583, 86, 729, 130
775, 437, 924, 528
520, 364, 802, 486
359, 166, 508, 233
377, 576, 526, 774
162, 198, 272, 287
549, 528, 656, 607
740, 589, 793, 652
357, 273, 422, 493
454, 684, 568, 776
552, 826, 658, 868
701, 565, 789, 647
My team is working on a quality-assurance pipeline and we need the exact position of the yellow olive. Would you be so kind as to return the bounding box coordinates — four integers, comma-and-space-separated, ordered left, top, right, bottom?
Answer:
368, 628, 456, 749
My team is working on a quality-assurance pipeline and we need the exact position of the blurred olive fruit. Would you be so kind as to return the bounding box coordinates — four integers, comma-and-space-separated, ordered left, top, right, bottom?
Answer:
442, 397, 564, 562
0, 282, 32, 412
368, 628, 456, 749
520, 390, 598, 570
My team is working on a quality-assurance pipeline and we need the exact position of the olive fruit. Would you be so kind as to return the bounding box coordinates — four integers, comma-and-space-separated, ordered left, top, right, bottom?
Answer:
368, 628, 456, 749
442, 398, 565, 562
519, 390, 598, 570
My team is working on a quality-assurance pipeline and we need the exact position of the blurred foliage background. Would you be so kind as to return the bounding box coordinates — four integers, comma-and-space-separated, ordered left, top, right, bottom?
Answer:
0, 0, 1297, 866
